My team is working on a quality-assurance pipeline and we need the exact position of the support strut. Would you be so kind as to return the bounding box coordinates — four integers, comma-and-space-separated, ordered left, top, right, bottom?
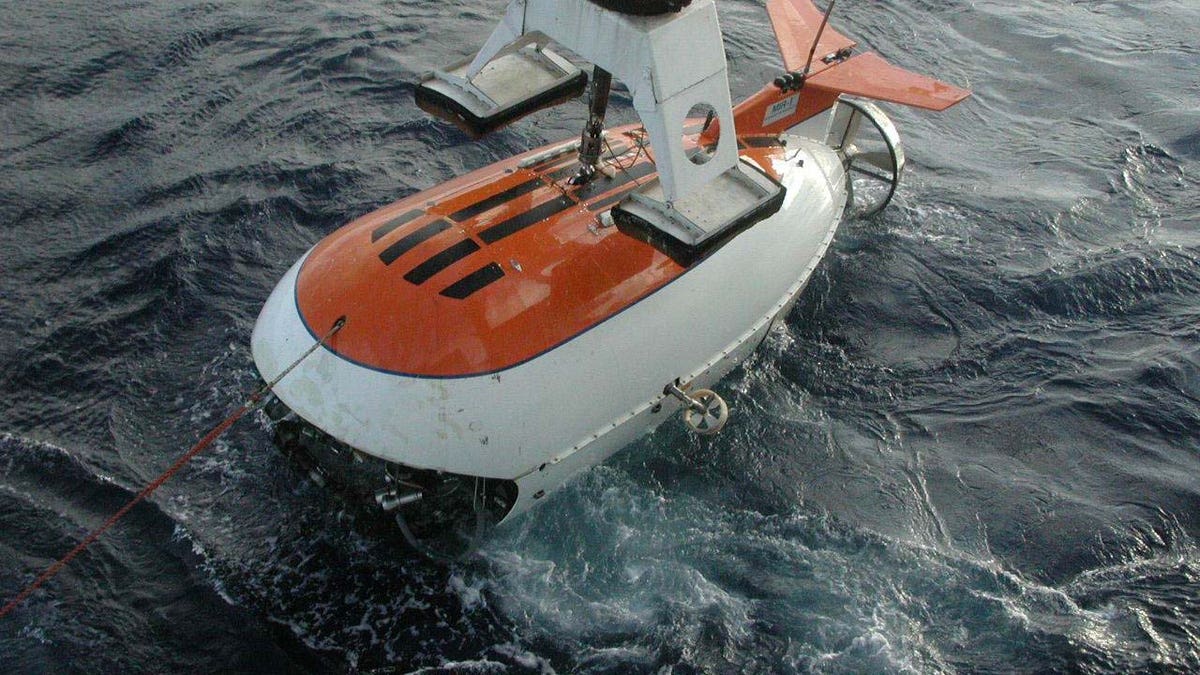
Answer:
570, 66, 613, 185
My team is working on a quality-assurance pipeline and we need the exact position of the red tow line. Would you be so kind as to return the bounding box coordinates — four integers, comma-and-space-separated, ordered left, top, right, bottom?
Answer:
0, 317, 345, 621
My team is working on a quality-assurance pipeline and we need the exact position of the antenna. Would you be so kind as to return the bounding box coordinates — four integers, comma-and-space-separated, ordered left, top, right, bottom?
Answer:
802, 0, 837, 79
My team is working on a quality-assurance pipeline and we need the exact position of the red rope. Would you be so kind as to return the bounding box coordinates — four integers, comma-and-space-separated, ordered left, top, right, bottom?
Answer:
0, 316, 344, 621
0, 402, 252, 621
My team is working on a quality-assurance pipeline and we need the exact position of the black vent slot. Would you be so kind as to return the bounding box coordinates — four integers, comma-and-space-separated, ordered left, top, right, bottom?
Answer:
379, 219, 451, 265
371, 208, 424, 243
404, 239, 481, 285
478, 195, 576, 244
449, 179, 543, 222
441, 262, 506, 299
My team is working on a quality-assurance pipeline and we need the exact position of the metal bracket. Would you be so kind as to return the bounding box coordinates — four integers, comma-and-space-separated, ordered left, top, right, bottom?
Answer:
665, 381, 707, 413
374, 487, 424, 512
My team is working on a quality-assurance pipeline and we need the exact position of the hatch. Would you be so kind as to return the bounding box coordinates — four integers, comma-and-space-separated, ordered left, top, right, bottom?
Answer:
415, 38, 588, 137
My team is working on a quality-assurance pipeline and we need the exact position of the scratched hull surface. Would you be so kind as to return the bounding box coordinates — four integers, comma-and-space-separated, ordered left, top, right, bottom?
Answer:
2, 0, 1200, 672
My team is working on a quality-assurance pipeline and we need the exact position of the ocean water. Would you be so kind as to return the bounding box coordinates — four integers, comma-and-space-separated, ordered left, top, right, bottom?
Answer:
2, 0, 1198, 672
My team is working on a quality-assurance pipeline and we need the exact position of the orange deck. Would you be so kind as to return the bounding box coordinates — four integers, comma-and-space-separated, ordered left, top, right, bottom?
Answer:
296, 130, 789, 377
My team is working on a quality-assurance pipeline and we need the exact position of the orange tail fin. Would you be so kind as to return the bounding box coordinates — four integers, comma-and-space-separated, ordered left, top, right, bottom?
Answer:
766, 0, 969, 111
807, 52, 969, 111
767, 0, 855, 75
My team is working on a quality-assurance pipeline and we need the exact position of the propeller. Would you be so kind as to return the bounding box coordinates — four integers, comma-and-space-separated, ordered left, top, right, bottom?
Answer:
830, 98, 905, 218
681, 388, 729, 435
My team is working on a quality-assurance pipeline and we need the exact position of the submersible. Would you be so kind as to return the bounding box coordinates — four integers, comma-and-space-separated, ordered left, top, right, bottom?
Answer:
251, 0, 969, 555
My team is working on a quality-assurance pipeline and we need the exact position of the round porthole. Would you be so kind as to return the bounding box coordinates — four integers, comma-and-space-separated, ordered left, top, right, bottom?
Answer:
682, 102, 718, 165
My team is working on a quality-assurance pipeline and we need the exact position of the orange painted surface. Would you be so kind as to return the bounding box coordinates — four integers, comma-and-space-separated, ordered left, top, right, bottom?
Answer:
732, 56, 969, 138
733, 84, 841, 136
295, 130, 791, 377
767, 0, 856, 74
808, 52, 971, 111
765, 0, 970, 114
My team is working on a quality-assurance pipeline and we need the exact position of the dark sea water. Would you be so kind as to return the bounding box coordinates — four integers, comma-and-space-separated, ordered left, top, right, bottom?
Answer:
2, 0, 1198, 672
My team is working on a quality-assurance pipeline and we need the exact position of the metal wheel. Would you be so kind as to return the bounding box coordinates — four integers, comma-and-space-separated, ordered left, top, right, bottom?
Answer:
829, 98, 905, 218
682, 388, 728, 435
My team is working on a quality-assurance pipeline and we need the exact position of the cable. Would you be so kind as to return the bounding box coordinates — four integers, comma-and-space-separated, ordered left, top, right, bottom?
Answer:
0, 317, 346, 621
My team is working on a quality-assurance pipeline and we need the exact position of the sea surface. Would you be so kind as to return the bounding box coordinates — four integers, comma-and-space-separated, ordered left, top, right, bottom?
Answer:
2, 0, 1198, 672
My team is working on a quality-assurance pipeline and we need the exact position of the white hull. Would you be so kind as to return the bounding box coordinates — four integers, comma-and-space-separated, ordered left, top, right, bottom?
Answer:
252, 136, 846, 523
